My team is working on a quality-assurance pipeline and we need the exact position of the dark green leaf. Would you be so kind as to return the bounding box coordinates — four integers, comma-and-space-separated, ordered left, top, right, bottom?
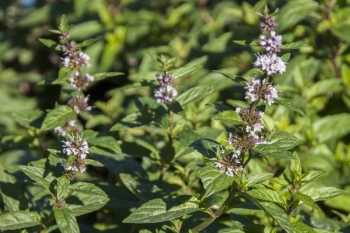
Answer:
4, 109, 45, 129
85, 159, 104, 167
66, 182, 109, 216
241, 193, 293, 233
246, 173, 274, 187
176, 85, 215, 106
123, 196, 200, 223
57, 176, 70, 200
83, 130, 121, 153
212, 110, 242, 125
233, 40, 247, 45
0, 165, 28, 211
0, 211, 41, 230
78, 38, 98, 48
58, 67, 75, 81
253, 144, 295, 160
38, 38, 61, 50
212, 70, 247, 85
190, 139, 221, 159
197, 165, 234, 197
41, 105, 75, 130
276, 97, 305, 116
206, 102, 234, 112
110, 108, 162, 131
93, 72, 123, 81
19, 166, 55, 189
246, 189, 287, 205
54, 208, 79, 233
301, 187, 347, 201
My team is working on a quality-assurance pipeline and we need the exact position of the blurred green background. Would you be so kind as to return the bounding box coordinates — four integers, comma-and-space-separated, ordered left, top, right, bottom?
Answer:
1, 0, 350, 231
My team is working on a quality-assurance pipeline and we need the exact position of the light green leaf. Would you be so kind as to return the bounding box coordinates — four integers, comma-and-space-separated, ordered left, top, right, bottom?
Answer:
212, 70, 247, 85
246, 173, 274, 187
276, 97, 305, 116
253, 144, 295, 160
306, 79, 342, 99
233, 40, 247, 46
281, 53, 291, 63
271, 177, 289, 186
292, 221, 316, 233
241, 193, 293, 233
313, 113, 350, 143
269, 131, 301, 150
110, 108, 162, 131
295, 193, 319, 210
281, 42, 307, 50
197, 165, 234, 197
54, 208, 80, 233
38, 38, 61, 50
301, 187, 347, 201
4, 109, 45, 129
58, 67, 75, 81
176, 85, 215, 106
212, 110, 242, 125
41, 105, 76, 130
85, 159, 104, 167
57, 176, 70, 200
246, 188, 287, 205
83, 130, 121, 153
93, 72, 123, 81
300, 170, 326, 183
19, 166, 55, 189
0, 211, 41, 230
123, 196, 200, 223
66, 182, 109, 216
78, 38, 98, 48
172, 65, 202, 79
0, 165, 28, 212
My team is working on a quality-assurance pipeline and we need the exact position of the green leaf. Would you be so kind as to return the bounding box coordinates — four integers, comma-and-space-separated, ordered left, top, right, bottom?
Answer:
246, 173, 274, 187
78, 38, 98, 48
41, 105, 76, 130
19, 166, 55, 189
85, 159, 104, 167
0, 165, 28, 211
253, 144, 295, 160
54, 208, 80, 233
59, 15, 68, 31
37, 78, 67, 85
281, 53, 291, 63
206, 102, 233, 112
57, 176, 70, 200
172, 65, 202, 79
292, 221, 317, 233
0, 211, 41, 230
93, 72, 123, 81
269, 131, 301, 150
176, 85, 215, 106
212, 70, 247, 85
306, 79, 342, 99
123, 196, 200, 223
276, 97, 305, 116
241, 193, 293, 233
240, 224, 271, 233
300, 170, 326, 183
4, 109, 45, 129
233, 40, 247, 46
271, 177, 289, 186
197, 165, 234, 197
281, 42, 307, 50
167, 100, 185, 116
295, 193, 319, 210
212, 110, 242, 125
66, 182, 109, 216
246, 188, 287, 205
190, 139, 221, 159
313, 113, 350, 143
301, 187, 347, 201
110, 108, 162, 131
83, 130, 121, 153
38, 38, 61, 50
58, 67, 75, 81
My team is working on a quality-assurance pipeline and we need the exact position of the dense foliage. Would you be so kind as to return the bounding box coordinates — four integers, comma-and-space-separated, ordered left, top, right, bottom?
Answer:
1, 0, 350, 232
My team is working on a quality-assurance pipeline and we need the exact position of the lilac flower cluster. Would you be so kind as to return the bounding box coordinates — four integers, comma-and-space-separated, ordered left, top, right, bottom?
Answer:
214, 148, 243, 177
253, 16, 286, 75
244, 78, 278, 105
154, 73, 178, 103
53, 119, 79, 137
61, 135, 88, 173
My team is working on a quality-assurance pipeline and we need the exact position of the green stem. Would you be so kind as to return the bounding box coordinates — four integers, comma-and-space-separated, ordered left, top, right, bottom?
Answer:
243, 152, 254, 168
191, 184, 238, 232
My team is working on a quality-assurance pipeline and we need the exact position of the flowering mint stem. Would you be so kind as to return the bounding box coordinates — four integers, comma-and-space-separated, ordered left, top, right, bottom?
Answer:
158, 109, 173, 183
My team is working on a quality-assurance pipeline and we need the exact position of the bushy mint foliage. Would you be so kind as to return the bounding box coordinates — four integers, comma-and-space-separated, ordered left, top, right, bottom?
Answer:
0, 1, 350, 233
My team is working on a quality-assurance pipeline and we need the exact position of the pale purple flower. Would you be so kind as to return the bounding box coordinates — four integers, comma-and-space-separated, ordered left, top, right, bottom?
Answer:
154, 86, 178, 103
259, 31, 282, 53
68, 95, 92, 114
253, 53, 286, 75
69, 72, 94, 90
156, 73, 174, 86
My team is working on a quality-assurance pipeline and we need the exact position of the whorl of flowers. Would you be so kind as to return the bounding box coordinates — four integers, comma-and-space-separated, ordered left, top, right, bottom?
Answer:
214, 148, 243, 177
54, 119, 79, 137
68, 95, 93, 114
244, 78, 278, 105
154, 73, 178, 103
61, 135, 88, 173
259, 31, 282, 53
253, 54, 286, 75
